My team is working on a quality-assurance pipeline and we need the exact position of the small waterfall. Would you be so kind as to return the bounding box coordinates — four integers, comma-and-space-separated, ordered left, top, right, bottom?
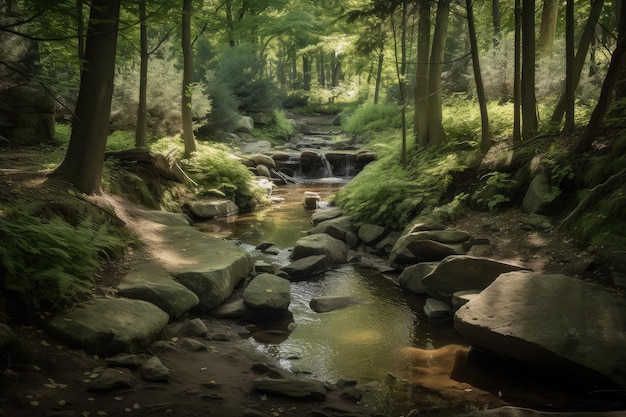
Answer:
343, 154, 356, 177
319, 153, 334, 178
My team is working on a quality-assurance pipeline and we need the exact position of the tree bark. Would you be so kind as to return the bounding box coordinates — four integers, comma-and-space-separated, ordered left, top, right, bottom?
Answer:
492, 0, 500, 48
427, 0, 450, 147
521, 0, 537, 141
414, 0, 430, 147
76, 0, 85, 66
181, 0, 196, 158
374, 48, 383, 104
303, 54, 311, 91
576, 20, 626, 153
54, 0, 121, 194
467, 0, 491, 153
513, 0, 521, 144
551, 0, 605, 125
538, 0, 559, 57
135, 0, 148, 148
564, 0, 575, 134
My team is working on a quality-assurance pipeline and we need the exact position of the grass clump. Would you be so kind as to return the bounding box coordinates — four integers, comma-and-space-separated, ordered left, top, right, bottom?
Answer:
0, 203, 126, 312
250, 110, 295, 144
151, 136, 261, 210
342, 102, 402, 135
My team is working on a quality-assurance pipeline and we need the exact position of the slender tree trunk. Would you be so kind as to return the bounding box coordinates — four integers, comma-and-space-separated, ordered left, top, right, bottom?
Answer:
427, 0, 450, 147
415, 0, 430, 147
551, 0, 605, 125
181, 0, 196, 157
319, 51, 326, 87
538, 0, 559, 57
54, 0, 120, 194
135, 0, 148, 148
374, 48, 383, 104
331, 51, 341, 87
303, 54, 311, 91
513, 0, 522, 144
576, 5, 626, 154
76, 0, 85, 67
492, 0, 501, 48
467, 0, 491, 153
521, 0, 537, 141
564, 0, 575, 134
400, 0, 408, 168
225, 0, 236, 47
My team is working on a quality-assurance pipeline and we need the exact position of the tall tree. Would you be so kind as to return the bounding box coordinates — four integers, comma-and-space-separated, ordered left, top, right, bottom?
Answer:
466, 0, 491, 153
492, 0, 500, 48
135, 0, 148, 148
576, 3, 626, 154
427, 0, 450, 147
54, 0, 121, 194
551, 0, 605, 125
181, 0, 196, 157
564, 0, 575, 134
537, 0, 559, 57
521, 0, 537, 140
414, 0, 430, 147
513, 0, 521, 143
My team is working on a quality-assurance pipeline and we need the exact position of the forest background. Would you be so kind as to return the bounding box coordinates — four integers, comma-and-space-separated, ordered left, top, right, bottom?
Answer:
0, 0, 625, 313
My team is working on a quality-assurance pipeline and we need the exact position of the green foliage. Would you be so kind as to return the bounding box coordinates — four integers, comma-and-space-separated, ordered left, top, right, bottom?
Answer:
151, 137, 260, 210
0, 204, 125, 311
583, 134, 626, 187
335, 132, 471, 229
430, 192, 469, 222
250, 110, 295, 144
471, 171, 518, 211
342, 102, 402, 135
106, 131, 135, 152
573, 186, 626, 248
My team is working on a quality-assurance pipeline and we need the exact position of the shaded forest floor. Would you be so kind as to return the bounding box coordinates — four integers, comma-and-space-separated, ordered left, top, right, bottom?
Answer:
0, 131, 624, 417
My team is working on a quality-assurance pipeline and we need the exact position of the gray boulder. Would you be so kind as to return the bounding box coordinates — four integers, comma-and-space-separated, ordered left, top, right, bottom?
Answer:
522, 172, 551, 214
282, 255, 329, 281
186, 199, 239, 218
375, 231, 402, 257
116, 262, 199, 319
47, 298, 169, 356
357, 224, 387, 245
291, 233, 348, 266
423, 298, 452, 318
309, 296, 365, 313
423, 255, 526, 302
457, 407, 626, 417
88, 368, 136, 392
389, 230, 471, 266
451, 290, 481, 311
243, 273, 291, 310
302, 191, 321, 209
147, 226, 254, 311
235, 115, 255, 133
455, 271, 626, 388
252, 376, 326, 400
311, 206, 343, 226
398, 262, 439, 295
208, 299, 254, 319
308, 215, 354, 242
141, 356, 169, 382
248, 153, 277, 169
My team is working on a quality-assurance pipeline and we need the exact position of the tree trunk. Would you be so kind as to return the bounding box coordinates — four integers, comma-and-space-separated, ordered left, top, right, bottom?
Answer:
135, 0, 148, 148
54, 0, 121, 194
513, 0, 521, 144
521, 0, 537, 141
181, 0, 196, 158
467, 0, 491, 153
538, 0, 559, 57
576, 7, 626, 154
414, 0, 430, 147
564, 0, 575, 134
225, 0, 236, 47
76, 0, 85, 66
492, 0, 501, 48
303, 54, 311, 91
551, 0, 605, 125
319, 51, 326, 87
374, 49, 383, 104
427, 0, 450, 147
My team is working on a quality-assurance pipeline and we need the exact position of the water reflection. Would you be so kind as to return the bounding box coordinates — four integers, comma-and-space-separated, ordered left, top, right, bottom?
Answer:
198, 183, 458, 384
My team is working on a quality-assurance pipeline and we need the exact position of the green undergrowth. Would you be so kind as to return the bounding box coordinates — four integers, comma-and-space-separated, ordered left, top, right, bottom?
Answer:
0, 202, 127, 312
250, 110, 295, 144
151, 136, 263, 210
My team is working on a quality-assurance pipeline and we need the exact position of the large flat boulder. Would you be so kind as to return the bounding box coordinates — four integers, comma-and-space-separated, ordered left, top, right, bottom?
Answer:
389, 231, 470, 267
456, 406, 626, 417
291, 233, 348, 266
185, 199, 239, 219
311, 206, 343, 226
423, 255, 526, 302
455, 271, 626, 388
398, 262, 439, 295
308, 215, 354, 241
144, 226, 254, 311
282, 255, 329, 281
116, 262, 199, 319
47, 298, 169, 356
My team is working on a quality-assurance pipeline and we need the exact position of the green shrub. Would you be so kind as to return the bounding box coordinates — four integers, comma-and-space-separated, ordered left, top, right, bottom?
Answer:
0, 204, 125, 311
251, 110, 295, 143
342, 102, 402, 135
106, 130, 135, 152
